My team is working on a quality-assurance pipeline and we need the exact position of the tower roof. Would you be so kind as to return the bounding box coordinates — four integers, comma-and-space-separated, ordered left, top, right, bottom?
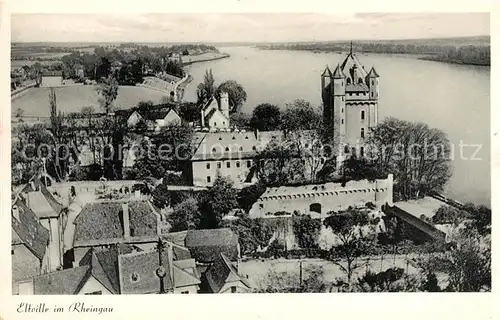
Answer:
332, 64, 346, 79
367, 66, 380, 77
321, 66, 332, 77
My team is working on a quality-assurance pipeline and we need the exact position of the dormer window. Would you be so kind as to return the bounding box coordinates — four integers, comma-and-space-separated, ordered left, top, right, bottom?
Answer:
131, 272, 140, 282
212, 147, 216, 153
218, 137, 222, 140
225, 147, 230, 152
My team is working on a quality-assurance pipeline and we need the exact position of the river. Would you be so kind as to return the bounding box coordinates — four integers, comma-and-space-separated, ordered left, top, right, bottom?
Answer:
185, 46, 491, 206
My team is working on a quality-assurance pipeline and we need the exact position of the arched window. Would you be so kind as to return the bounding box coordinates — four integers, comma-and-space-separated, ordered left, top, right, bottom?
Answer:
344, 145, 349, 154
358, 78, 363, 84
346, 78, 351, 85
361, 110, 365, 120
310, 203, 322, 214
361, 128, 365, 138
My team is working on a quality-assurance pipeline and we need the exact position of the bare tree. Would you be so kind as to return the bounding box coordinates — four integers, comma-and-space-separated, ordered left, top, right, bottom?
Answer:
96, 75, 119, 114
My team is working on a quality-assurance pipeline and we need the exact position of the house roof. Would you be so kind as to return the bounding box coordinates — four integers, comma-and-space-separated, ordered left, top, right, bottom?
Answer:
118, 249, 173, 294
185, 229, 239, 263
11, 198, 50, 260
332, 64, 346, 79
165, 231, 188, 247
22, 183, 64, 218
345, 83, 369, 93
33, 266, 91, 295
206, 252, 251, 293
73, 200, 159, 247
340, 52, 368, 79
321, 66, 332, 77
191, 131, 261, 161
367, 66, 380, 78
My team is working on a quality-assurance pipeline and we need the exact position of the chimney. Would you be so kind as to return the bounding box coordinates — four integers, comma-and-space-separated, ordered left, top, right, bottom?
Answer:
122, 203, 130, 239
220, 92, 229, 121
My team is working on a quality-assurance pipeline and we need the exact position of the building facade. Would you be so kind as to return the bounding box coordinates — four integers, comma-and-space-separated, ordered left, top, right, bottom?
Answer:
322, 45, 380, 158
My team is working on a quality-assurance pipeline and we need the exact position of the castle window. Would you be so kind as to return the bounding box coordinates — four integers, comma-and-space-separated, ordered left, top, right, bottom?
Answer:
344, 146, 349, 154
356, 93, 359, 96
347, 78, 351, 84
361, 128, 365, 138
239, 146, 243, 151
358, 78, 363, 84
360, 147, 365, 157
207, 176, 211, 183
225, 147, 230, 152
341, 108, 344, 113
217, 162, 221, 169
218, 137, 222, 140
341, 119, 344, 124
342, 96, 344, 101
361, 110, 365, 120
214, 122, 217, 126
223, 121, 226, 125
206, 163, 210, 169
371, 92, 374, 97
252, 146, 257, 151
227, 162, 231, 168
372, 80, 374, 85
212, 147, 216, 153
236, 161, 240, 168
247, 160, 252, 168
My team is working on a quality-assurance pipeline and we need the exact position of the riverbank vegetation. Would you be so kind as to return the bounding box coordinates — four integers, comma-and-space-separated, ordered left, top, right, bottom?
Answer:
257, 36, 490, 66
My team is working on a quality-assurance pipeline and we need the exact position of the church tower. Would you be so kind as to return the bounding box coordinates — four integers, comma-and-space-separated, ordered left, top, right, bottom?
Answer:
321, 44, 380, 157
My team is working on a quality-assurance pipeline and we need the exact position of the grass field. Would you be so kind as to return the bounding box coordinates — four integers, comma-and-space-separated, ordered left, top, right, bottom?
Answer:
11, 85, 169, 117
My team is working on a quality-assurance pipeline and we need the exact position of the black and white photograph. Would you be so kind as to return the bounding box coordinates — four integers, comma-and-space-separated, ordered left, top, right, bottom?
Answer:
7, 10, 491, 297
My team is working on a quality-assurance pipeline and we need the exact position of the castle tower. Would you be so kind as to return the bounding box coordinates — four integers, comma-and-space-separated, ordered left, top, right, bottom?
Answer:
220, 91, 230, 122
322, 63, 346, 145
321, 45, 380, 158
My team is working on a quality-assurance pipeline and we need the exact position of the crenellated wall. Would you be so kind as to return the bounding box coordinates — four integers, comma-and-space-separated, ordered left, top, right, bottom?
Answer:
249, 174, 393, 218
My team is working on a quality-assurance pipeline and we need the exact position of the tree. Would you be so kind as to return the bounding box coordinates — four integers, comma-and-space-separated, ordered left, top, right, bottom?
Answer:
367, 117, 452, 200
417, 230, 490, 292
292, 215, 322, 249
229, 111, 251, 129
152, 180, 169, 209
196, 69, 216, 105
323, 208, 379, 283
168, 197, 202, 232
250, 103, 282, 131
48, 88, 70, 181
96, 75, 119, 113
255, 265, 326, 293
343, 154, 383, 182
178, 102, 202, 124
198, 175, 238, 229
223, 216, 274, 255
282, 99, 322, 131
432, 205, 467, 225
237, 181, 267, 213
216, 80, 247, 113
462, 203, 491, 236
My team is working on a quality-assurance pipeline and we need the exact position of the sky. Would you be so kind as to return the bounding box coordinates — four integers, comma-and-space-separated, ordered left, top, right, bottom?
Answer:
11, 13, 490, 43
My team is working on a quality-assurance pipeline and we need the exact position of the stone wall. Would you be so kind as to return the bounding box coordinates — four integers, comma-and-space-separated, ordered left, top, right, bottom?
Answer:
249, 174, 393, 218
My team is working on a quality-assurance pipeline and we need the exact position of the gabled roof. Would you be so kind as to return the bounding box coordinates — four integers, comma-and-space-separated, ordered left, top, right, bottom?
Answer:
367, 66, 380, 78
205, 252, 251, 293
11, 198, 50, 260
33, 266, 91, 295
73, 200, 159, 247
185, 229, 239, 263
118, 249, 174, 294
340, 52, 368, 79
321, 66, 332, 77
345, 83, 369, 93
191, 131, 261, 161
332, 64, 346, 79
22, 182, 64, 219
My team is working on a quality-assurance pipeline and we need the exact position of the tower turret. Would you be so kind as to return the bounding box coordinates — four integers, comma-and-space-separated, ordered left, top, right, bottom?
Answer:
367, 66, 380, 100
220, 91, 230, 121
321, 66, 332, 90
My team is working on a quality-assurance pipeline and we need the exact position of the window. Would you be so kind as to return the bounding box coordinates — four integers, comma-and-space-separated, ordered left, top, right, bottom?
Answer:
361, 110, 365, 120
212, 147, 216, 153
239, 146, 243, 151
207, 176, 211, 183
181, 291, 189, 294
232, 136, 236, 140
218, 137, 222, 140
344, 145, 349, 154
252, 146, 257, 151
372, 80, 374, 85
206, 163, 210, 169
214, 122, 217, 126
226, 162, 231, 168
341, 119, 344, 124
11, 249, 14, 255
225, 147, 230, 152
259, 204, 264, 209
231, 286, 237, 293
342, 96, 344, 101
236, 161, 240, 168
341, 108, 344, 113
347, 78, 351, 84
360, 147, 365, 157
217, 162, 221, 169
130, 272, 140, 282
247, 160, 252, 168
361, 128, 365, 139
356, 93, 359, 96
85, 291, 102, 295
223, 121, 225, 125
310, 203, 322, 214
358, 78, 363, 84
